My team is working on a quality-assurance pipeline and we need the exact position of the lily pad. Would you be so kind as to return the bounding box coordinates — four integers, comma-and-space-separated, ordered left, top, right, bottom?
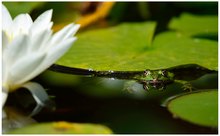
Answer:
57, 22, 217, 71
169, 13, 218, 36
8, 121, 113, 134
167, 90, 218, 127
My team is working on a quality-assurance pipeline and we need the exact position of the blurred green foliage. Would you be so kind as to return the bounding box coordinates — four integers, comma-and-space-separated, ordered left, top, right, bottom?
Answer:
3, 2, 44, 18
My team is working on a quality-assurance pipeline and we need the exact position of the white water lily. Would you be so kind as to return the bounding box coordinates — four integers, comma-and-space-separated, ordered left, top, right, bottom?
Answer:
2, 4, 80, 116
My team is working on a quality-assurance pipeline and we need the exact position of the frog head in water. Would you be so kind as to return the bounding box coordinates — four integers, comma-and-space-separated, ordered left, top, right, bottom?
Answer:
137, 70, 174, 91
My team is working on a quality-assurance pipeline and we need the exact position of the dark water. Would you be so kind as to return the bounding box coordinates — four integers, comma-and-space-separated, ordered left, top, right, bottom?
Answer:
33, 71, 218, 134
6, 70, 218, 134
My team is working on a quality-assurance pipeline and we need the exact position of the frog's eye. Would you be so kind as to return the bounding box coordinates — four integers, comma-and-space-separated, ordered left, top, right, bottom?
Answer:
161, 70, 168, 77
144, 70, 151, 76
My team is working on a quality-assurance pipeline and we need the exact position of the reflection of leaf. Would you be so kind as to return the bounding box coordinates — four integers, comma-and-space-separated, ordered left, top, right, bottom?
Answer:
167, 90, 218, 127
169, 13, 218, 36
8, 121, 113, 134
57, 22, 217, 71
3, 2, 44, 18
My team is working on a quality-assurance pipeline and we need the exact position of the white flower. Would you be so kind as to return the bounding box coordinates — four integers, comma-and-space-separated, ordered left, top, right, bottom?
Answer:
2, 4, 80, 116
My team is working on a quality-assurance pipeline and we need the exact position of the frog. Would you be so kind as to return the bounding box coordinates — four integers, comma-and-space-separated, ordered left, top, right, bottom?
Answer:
133, 70, 175, 91
50, 64, 212, 92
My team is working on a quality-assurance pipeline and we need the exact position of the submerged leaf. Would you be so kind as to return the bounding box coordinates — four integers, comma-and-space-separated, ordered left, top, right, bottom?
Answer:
167, 90, 218, 127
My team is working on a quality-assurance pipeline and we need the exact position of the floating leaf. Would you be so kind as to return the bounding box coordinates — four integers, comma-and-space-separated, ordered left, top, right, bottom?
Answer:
169, 13, 218, 36
167, 90, 218, 127
153, 32, 217, 70
8, 121, 113, 134
57, 22, 217, 71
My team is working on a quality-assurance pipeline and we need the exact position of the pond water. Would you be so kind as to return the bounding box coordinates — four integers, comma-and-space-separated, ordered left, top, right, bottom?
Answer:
5, 70, 217, 134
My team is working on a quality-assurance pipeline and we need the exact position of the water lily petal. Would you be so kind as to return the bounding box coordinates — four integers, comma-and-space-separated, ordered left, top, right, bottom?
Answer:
3, 35, 29, 67
12, 13, 33, 36
42, 38, 77, 70
62, 24, 80, 40
22, 38, 77, 82
29, 29, 52, 52
31, 10, 53, 34
2, 58, 9, 87
21, 82, 50, 116
2, 88, 8, 108
8, 53, 46, 86
2, 5, 80, 120
2, 31, 9, 48
2, 86, 8, 120
50, 24, 80, 45
2, 4, 12, 31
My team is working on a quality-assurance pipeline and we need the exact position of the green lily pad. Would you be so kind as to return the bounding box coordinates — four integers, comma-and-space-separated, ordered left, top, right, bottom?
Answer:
8, 121, 113, 134
169, 13, 218, 36
153, 32, 217, 70
57, 22, 217, 71
167, 90, 218, 127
